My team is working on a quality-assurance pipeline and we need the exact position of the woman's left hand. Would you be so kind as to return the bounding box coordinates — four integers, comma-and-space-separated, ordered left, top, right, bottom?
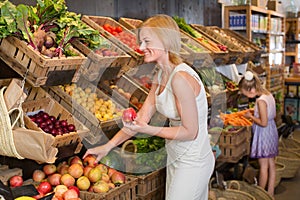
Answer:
123, 118, 148, 133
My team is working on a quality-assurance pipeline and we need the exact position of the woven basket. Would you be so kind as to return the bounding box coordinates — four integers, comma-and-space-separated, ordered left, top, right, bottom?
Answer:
248, 160, 285, 188
209, 188, 256, 200
278, 135, 300, 153
227, 180, 273, 200
276, 148, 300, 178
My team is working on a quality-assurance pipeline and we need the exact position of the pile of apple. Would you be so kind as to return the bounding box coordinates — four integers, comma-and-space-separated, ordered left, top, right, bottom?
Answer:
28, 111, 76, 136
102, 23, 143, 54
31, 155, 126, 199
109, 84, 143, 109
59, 84, 123, 122
134, 75, 152, 90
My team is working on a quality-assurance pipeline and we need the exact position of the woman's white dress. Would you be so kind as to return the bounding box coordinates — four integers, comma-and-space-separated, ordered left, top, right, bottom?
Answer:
155, 63, 215, 200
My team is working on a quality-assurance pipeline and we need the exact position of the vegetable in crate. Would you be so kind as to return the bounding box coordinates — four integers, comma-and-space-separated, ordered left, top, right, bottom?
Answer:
0, 0, 101, 58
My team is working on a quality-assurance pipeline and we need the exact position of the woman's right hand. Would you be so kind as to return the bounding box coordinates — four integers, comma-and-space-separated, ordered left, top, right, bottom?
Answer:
83, 142, 114, 164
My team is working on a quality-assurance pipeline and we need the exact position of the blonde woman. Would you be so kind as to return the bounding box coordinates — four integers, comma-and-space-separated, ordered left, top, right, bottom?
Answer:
84, 14, 215, 200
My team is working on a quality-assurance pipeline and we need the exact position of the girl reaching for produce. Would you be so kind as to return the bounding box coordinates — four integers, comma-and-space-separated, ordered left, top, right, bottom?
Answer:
83, 14, 215, 200
238, 71, 278, 197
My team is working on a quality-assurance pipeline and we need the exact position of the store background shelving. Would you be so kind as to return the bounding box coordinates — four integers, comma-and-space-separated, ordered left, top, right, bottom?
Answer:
285, 17, 300, 65
224, 4, 285, 125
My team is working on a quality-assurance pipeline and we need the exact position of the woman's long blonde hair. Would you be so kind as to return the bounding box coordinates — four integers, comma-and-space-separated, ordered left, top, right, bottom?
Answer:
137, 14, 182, 65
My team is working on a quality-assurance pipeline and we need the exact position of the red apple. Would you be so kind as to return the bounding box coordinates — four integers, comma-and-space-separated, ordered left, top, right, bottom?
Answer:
58, 164, 69, 175
60, 173, 75, 187
43, 164, 57, 175
32, 169, 46, 182
68, 185, 80, 196
101, 173, 110, 183
92, 180, 110, 193
83, 166, 93, 177
95, 163, 108, 174
68, 163, 84, 179
76, 176, 90, 191
122, 107, 137, 122
57, 161, 68, 173
88, 167, 102, 183
111, 171, 125, 186
83, 154, 97, 167
63, 189, 78, 200
54, 185, 68, 198
48, 173, 62, 186
37, 181, 52, 194
9, 175, 23, 187
107, 168, 117, 178
68, 156, 83, 166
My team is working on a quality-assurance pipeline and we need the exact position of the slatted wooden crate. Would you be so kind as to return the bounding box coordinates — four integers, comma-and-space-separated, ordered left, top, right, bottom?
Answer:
179, 30, 228, 66
44, 76, 125, 148
210, 126, 251, 163
191, 24, 245, 65
128, 168, 166, 200
0, 37, 87, 87
71, 36, 131, 81
208, 27, 263, 63
81, 16, 144, 72
80, 176, 138, 200
119, 17, 214, 67
22, 95, 88, 154
0, 165, 22, 186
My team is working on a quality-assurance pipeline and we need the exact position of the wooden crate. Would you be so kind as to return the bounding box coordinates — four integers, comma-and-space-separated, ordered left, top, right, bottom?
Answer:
0, 37, 87, 87
80, 176, 138, 200
214, 27, 263, 63
191, 24, 245, 65
129, 168, 166, 200
212, 127, 251, 163
0, 165, 22, 185
71, 37, 131, 81
44, 76, 124, 148
81, 16, 144, 69
179, 30, 228, 66
99, 73, 148, 110
22, 96, 88, 153
118, 17, 143, 30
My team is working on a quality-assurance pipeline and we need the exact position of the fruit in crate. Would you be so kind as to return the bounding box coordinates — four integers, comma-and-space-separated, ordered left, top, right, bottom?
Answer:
122, 107, 137, 122
102, 23, 143, 54
9, 175, 23, 187
136, 75, 152, 90
225, 80, 238, 90
59, 83, 123, 122
28, 111, 76, 135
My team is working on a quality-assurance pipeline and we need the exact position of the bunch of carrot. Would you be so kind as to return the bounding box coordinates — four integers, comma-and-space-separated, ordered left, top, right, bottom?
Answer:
219, 109, 253, 126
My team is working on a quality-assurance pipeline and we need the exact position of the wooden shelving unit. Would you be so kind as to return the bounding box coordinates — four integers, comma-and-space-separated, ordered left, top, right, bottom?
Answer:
224, 5, 285, 125
285, 17, 300, 65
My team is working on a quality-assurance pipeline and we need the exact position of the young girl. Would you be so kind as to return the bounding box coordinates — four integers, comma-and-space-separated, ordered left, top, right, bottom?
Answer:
239, 71, 278, 197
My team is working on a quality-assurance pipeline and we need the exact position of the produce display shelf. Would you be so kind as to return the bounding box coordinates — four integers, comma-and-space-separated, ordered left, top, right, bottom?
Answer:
81, 15, 144, 74
44, 76, 124, 148
71, 35, 132, 81
0, 37, 86, 87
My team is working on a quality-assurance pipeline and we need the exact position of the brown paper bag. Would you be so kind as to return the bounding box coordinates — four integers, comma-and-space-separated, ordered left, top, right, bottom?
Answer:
13, 128, 58, 163
4, 79, 27, 110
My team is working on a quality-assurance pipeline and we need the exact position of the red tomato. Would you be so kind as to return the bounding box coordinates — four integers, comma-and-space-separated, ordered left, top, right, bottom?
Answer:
103, 24, 111, 30
111, 31, 118, 36
116, 26, 123, 33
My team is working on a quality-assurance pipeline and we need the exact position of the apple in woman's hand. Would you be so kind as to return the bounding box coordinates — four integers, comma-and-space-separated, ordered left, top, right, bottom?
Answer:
122, 108, 137, 123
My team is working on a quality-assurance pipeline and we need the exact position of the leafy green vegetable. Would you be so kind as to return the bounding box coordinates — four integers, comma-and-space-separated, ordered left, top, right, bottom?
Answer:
132, 136, 167, 170
173, 16, 202, 38
0, 0, 18, 38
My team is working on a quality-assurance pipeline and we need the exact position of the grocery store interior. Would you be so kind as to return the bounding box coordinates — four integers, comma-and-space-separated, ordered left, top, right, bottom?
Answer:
0, 0, 300, 199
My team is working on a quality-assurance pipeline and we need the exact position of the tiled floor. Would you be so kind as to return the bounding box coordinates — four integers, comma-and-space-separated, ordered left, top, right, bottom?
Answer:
274, 128, 300, 200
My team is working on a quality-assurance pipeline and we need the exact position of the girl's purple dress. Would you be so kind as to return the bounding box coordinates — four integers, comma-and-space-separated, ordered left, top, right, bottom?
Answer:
250, 94, 279, 158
